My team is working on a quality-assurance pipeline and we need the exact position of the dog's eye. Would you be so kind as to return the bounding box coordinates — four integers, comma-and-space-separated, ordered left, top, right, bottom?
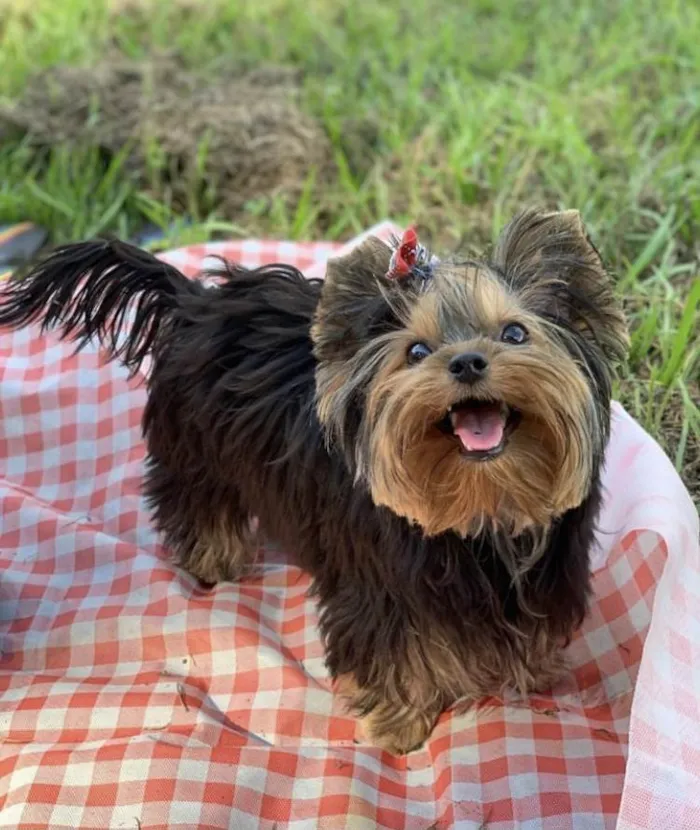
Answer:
501, 323, 528, 345
407, 342, 432, 364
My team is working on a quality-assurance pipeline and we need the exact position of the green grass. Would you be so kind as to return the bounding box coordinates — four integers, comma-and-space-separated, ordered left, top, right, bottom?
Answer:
0, 0, 698, 501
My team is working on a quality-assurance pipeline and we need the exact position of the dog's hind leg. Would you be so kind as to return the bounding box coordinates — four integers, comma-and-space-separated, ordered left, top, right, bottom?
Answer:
145, 460, 258, 584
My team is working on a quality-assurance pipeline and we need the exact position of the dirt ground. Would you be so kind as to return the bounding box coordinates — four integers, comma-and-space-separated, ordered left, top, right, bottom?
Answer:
0, 56, 337, 217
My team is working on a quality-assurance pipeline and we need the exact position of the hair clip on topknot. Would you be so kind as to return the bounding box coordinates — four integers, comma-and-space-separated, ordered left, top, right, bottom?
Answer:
386, 226, 437, 282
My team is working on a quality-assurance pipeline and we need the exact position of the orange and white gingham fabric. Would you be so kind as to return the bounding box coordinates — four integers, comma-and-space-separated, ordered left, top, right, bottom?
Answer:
0, 223, 697, 830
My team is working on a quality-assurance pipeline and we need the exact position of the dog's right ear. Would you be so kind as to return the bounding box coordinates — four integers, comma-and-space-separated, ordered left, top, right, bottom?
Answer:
311, 236, 396, 364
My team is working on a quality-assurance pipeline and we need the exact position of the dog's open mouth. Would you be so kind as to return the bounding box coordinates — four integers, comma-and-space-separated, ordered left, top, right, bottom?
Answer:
437, 400, 521, 460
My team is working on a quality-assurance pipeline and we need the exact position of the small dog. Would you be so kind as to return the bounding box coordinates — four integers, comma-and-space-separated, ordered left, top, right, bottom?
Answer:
0, 210, 627, 754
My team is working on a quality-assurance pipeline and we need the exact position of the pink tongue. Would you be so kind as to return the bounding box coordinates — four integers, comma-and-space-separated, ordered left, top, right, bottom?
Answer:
450, 405, 506, 452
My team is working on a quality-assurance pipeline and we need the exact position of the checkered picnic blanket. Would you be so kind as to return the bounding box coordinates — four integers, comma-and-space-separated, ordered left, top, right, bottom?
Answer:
0, 223, 698, 829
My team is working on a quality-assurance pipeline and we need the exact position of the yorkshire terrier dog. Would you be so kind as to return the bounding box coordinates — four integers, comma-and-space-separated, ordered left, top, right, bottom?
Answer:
0, 210, 627, 754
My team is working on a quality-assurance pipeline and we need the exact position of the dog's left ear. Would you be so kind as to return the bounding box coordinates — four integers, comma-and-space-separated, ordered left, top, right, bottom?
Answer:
311, 235, 396, 364
493, 209, 628, 362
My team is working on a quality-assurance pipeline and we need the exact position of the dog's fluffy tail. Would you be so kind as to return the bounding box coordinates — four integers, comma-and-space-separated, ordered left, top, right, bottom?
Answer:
0, 239, 199, 374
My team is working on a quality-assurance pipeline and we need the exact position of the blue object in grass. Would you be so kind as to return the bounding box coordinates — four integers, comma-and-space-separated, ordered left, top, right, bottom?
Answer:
0, 223, 48, 280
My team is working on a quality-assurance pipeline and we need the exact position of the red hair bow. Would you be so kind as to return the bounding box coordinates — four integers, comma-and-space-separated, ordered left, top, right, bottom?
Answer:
386, 226, 419, 280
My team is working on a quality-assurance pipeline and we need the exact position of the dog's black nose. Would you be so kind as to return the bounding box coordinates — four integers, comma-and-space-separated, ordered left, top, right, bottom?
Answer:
449, 352, 489, 383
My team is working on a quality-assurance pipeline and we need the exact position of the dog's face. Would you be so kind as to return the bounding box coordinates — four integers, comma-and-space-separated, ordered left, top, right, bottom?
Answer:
311, 210, 628, 537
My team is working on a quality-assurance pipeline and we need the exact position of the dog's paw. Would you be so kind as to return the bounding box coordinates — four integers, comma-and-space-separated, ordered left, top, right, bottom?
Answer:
184, 555, 242, 585
177, 518, 259, 585
528, 647, 571, 694
359, 708, 433, 756
334, 673, 438, 755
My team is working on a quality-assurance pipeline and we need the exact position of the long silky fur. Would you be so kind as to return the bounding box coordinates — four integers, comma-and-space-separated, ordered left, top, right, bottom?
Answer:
0, 240, 202, 375
0, 217, 619, 754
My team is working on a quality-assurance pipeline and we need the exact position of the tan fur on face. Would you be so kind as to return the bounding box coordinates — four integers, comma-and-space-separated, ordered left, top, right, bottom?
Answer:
312, 210, 626, 542
363, 267, 596, 537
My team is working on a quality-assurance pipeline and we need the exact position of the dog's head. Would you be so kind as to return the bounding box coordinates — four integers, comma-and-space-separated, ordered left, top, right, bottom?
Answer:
311, 209, 628, 537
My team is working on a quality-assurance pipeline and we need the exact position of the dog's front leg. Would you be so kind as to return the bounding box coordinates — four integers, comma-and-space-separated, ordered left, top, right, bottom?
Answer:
334, 672, 443, 755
